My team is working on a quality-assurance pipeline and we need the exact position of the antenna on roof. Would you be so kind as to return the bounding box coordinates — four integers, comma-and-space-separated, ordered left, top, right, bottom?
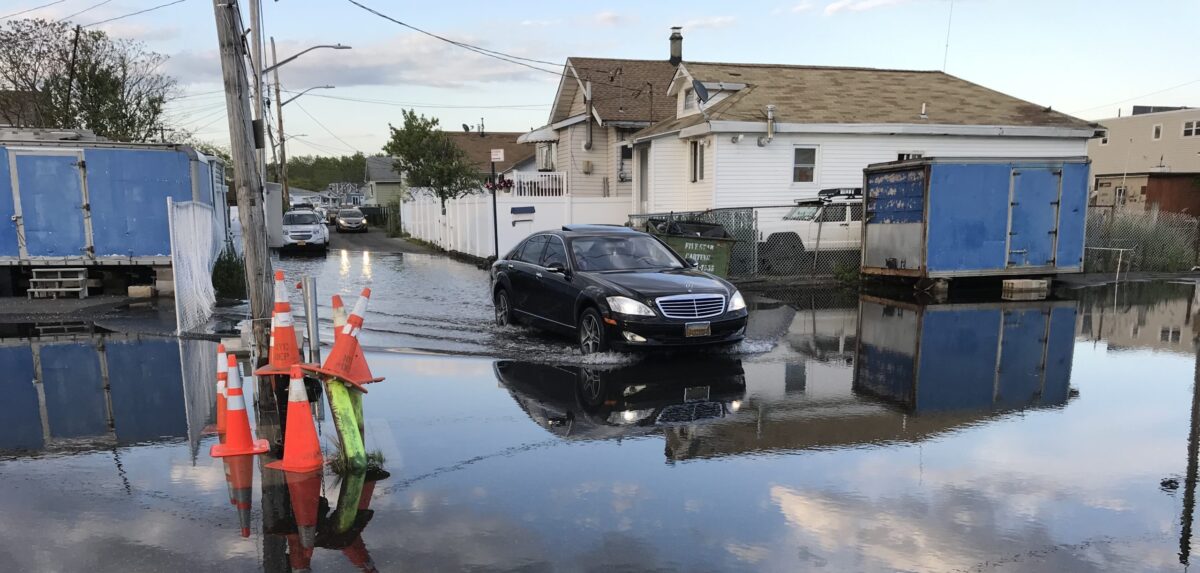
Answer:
942, 0, 954, 71
479, 118, 485, 138
691, 79, 712, 121
462, 123, 471, 132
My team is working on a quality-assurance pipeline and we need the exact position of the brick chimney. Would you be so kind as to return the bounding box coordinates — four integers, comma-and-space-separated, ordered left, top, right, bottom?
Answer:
669, 27, 683, 65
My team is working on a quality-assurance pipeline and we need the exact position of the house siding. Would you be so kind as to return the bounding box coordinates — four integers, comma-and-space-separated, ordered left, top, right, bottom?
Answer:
711, 133, 1087, 211
649, 137, 686, 211
556, 122, 611, 197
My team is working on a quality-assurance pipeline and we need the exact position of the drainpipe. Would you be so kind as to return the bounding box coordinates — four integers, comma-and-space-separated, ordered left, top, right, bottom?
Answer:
584, 81, 593, 151
757, 105, 776, 147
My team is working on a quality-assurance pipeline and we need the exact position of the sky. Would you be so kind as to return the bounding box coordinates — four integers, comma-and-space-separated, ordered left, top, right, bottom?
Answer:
6, 0, 1199, 157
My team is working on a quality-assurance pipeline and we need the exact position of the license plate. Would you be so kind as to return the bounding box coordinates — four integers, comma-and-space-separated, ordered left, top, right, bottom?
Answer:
685, 322, 711, 337
684, 386, 710, 402
297, 241, 307, 246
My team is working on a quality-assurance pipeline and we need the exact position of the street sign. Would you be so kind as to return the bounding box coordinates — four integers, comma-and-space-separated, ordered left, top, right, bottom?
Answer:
490, 149, 504, 162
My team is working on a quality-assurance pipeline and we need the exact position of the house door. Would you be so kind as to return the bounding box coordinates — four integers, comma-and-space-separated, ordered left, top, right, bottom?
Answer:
636, 146, 649, 213
1007, 167, 1062, 268
12, 151, 90, 259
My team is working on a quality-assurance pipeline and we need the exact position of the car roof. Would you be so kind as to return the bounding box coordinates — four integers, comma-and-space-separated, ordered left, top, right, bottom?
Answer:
558, 224, 644, 236
285, 209, 318, 214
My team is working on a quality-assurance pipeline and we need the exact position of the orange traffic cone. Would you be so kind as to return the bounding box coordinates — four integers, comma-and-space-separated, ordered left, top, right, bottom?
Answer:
255, 270, 303, 377
226, 454, 255, 538
304, 288, 375, 391
216, 343, 229, 434
331, 295, 384, 385
343, 536, 378, 572
284, 469, 322, 551
286, 533, 313, 572
266, 365, 324, 473
211, 354, 269, 457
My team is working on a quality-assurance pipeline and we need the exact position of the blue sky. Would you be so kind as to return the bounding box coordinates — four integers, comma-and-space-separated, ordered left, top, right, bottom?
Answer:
9, 0, 1200, 156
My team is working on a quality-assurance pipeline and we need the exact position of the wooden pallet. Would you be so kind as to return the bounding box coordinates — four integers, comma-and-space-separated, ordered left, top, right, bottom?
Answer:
27, 267, 88, 299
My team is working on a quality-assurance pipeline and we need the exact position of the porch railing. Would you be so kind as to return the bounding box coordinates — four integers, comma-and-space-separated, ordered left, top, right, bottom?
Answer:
511, 172, 567, 197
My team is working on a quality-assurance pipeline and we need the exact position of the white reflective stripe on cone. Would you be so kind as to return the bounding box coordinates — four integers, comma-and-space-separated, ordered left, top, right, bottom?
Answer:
287, 377, 307, 402
277, 312, 294, 328
227, 393, 246, 411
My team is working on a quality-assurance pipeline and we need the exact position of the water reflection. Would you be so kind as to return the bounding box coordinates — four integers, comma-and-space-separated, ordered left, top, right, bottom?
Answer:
1077, 281, 1198, 355
0, 332, 216, 457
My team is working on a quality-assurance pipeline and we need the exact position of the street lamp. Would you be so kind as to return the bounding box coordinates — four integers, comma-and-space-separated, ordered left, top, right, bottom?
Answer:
262, 44, 352, 75
282, 85, 335, 107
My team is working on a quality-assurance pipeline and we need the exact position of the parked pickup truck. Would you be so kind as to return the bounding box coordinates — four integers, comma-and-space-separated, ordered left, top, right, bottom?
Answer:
757, 190, 864, 259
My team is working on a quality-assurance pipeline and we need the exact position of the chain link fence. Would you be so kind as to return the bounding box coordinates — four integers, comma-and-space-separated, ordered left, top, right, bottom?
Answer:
1085, 206, 1200, 272
628, 206, 861, 283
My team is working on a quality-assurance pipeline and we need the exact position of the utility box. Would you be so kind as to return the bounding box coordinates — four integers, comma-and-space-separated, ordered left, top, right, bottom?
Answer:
861, 157, 1089, 280
854, 295, 1078, 413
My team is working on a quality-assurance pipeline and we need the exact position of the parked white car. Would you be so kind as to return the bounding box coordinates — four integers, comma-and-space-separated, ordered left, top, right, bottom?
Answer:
281, 209, 329, 252
757, 193, 864, 255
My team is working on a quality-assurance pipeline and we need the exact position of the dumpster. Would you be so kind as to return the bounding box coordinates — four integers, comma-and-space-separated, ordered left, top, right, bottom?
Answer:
644, 218, 738, 277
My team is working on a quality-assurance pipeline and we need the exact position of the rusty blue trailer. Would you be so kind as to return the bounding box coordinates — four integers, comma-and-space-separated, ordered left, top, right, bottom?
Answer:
861, 156, 1090, 279
0, 141, 228, 266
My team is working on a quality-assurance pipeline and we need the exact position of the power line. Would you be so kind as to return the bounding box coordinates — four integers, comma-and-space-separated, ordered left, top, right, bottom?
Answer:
293, 102, 361, 153
58, 0, 115, 22
83, 0, 187, 28
1, 0, 65, 20
280, 89, 550, 110
343, 0, 645, 95
1069, 78, 1200, 115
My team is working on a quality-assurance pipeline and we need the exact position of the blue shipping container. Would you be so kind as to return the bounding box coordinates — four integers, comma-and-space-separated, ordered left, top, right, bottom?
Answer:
0, 142, 228, 266
862, 156, 1089, 279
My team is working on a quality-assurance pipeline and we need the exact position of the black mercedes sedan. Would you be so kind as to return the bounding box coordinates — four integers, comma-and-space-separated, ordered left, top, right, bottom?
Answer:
491, 225, 749, 354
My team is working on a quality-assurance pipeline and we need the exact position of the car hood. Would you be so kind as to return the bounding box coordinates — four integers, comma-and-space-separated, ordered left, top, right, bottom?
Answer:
587, 268, 732, 299
340, 217, 364, 223
283, 224, 320, 232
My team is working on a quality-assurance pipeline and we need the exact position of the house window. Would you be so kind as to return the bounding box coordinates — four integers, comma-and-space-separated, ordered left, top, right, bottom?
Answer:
690, 140, 705, 182
683, 89, 696, 110
897, 152, 923, 161
1098, 129, 1109, 145
1115, 186, 1128, 206
793, 147, 816, 183
1153, 124, 1163, 140
1185, 121, 1199, 137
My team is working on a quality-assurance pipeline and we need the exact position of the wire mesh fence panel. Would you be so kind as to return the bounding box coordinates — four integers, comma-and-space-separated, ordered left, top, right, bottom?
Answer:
629, 206, 861, 282
1084, 207, 1200, 272
168, 199, 218, 335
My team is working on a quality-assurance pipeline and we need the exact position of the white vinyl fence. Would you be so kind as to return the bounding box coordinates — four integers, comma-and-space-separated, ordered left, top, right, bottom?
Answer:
402, 191, 633, 259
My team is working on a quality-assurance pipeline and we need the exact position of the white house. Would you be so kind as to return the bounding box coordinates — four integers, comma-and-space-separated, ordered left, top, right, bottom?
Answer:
628, 59, 1098, 215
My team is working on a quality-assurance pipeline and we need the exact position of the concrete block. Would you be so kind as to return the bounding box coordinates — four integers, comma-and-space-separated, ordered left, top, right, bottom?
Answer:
155, 280, 175, 296
128, 285, 155, 298
1002, 279, 1049, 292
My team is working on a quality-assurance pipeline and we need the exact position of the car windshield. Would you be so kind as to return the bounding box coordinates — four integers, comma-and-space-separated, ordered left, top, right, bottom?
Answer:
570, 236, 684, 271
783, 205, 820, 221
338, 210, 361, 217
283, 212, 320, 225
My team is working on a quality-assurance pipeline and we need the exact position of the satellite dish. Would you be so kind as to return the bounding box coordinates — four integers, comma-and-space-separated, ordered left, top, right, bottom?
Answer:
691, 79, 710, 103
462, 124, 471, 132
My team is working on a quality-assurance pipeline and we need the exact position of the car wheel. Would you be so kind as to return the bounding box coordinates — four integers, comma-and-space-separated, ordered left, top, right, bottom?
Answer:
578, 308, 609, 355
494, 289, 513, 327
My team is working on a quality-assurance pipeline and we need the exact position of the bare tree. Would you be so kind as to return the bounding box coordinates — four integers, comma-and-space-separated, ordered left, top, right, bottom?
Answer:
0, 18, 176, 142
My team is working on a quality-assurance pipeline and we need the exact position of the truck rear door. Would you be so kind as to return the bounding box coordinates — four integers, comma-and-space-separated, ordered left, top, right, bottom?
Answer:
1006, 167, 1062, 268
12, 150, 90, 259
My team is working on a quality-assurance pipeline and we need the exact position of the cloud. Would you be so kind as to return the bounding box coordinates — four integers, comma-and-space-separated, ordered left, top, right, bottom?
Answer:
165, 33, 551, 89
593, 11, 626, 26
824, 0, 911, 15
519, 19, 559, 27
682, 16, 737, 30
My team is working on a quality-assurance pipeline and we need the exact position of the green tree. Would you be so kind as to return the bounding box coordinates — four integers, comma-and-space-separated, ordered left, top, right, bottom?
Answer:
0, 19, 176, 142
273, 152, 366, 191
382, 109, 480, 212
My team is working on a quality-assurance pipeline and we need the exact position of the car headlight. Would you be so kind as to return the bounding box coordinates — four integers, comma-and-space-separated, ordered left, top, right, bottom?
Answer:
606, 296, 656, 317
728, 290, 746, 311
608, 409, 654, 425
337, 218, 347, 224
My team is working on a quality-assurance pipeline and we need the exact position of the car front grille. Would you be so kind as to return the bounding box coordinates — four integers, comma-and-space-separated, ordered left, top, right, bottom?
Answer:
289, 233, 313, 240
655, 294, 726, 319
657, 402, 725, 424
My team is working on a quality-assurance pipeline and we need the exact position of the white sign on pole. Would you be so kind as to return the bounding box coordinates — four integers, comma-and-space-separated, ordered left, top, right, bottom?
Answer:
490, 149, 504, 163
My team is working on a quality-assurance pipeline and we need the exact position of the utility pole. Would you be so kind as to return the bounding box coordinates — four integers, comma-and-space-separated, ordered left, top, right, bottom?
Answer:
249, 0, 266, 180
211, 0, 274, 357
64, 25, 81, 127
270, 37, 290, 208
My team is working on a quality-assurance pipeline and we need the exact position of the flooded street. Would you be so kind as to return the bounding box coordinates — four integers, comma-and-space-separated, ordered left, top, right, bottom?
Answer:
5, 245, 1200, 572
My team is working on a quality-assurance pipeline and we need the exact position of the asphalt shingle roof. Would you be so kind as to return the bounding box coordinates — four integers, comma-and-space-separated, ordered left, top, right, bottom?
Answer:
634, 62, 1093, 140
552, 57, 679, 124
365, 156, 403, 182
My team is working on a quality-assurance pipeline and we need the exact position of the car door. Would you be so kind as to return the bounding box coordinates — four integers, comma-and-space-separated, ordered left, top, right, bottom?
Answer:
510, 235, 548, 314
812, 204, 847, 250
536, 236, 579, 329
847, 202, 863, 249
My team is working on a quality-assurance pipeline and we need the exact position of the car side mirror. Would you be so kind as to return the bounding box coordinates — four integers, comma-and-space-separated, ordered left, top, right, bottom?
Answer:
547, 262, 568, 275
685, 257, 698, 267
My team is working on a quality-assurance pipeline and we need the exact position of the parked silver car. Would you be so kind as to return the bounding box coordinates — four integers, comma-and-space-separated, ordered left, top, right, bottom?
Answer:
335, 208, 368, 233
